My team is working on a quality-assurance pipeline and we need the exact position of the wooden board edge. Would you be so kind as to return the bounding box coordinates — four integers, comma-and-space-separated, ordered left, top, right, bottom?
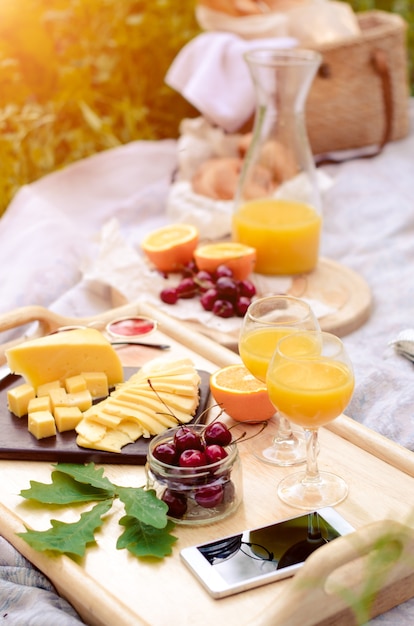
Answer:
0, 501, 147, 626
326, 415, 414, 478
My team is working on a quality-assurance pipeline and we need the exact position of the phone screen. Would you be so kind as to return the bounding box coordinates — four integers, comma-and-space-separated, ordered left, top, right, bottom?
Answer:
180, 507, 354, 598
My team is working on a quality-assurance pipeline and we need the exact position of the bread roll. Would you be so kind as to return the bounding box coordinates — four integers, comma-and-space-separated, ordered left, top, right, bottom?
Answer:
191, 156, 276, 200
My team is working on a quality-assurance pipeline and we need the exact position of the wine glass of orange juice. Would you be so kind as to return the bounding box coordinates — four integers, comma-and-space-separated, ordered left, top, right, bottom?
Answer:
238, 295, 320, 466
267, 331, 354, 509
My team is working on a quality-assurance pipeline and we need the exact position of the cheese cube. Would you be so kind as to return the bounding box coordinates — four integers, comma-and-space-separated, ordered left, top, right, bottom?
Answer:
66, 390, 92, 412
28, 396, 52, 413
28, 411, 56, 439
81, 372, 109, 398
54, 406, 83, 432
49, 388, 69, 411
65, 375, 88, 394
7, 384, 36, 417
36, 380, 61, 397
5, 328, 124, 388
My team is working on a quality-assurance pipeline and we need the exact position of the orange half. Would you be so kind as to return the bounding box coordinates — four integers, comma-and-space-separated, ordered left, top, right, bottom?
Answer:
210, 363, 275, 423
194, 242, 256, 280
141, 223, 199, 273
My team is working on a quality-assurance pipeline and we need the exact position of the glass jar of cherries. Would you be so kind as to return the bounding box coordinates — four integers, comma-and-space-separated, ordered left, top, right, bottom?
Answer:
145, 423, 243, 525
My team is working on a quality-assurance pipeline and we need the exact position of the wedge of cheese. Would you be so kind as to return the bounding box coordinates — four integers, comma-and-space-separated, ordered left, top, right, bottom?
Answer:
5, 329, 124, 390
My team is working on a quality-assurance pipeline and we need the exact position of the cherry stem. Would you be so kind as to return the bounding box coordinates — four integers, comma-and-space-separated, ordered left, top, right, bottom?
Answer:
232, 421, 268, 444
194, 403, 225, 425
147, 378, 181, 423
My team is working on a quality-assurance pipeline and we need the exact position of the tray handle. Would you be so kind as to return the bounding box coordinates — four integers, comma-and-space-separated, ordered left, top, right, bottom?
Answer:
249, 519, 414, 626
0, 303, 144, 363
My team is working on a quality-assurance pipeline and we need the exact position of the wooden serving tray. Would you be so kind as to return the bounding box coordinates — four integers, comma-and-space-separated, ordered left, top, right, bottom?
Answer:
0, 302, 413, 626
0, 368, 210, 464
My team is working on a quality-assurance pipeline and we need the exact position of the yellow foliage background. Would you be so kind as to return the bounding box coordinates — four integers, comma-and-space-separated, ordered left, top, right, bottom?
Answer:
0, 0, 200, 216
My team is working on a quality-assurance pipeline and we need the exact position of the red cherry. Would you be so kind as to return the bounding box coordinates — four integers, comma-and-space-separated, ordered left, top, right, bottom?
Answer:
174, 426, 204, 454
215, 277, 238, 301
160, 287, 179, 305
176, 277, 198, 299
212, 299, 234, 318
195, 270, 215, 293
214, 265, 233, 279
205, 444, 228, 464
195, 484, 224, 508
152, 442, 178, 465
162, 489, 187, 518
236, 296, 251, 317
238, 279, 256, 299
200, 288, 219, 311
179, 449, 207, 468
204, 421, 232, 446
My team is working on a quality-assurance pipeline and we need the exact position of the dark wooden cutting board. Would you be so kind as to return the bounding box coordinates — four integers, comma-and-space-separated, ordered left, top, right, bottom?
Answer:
0, 367, 211, 465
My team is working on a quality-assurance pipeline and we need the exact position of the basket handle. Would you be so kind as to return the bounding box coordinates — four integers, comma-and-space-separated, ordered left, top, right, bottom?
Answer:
316, 47, 393, 166
372, 48, 393, 150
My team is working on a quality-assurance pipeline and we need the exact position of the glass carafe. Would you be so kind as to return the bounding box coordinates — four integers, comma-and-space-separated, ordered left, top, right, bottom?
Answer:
232, 48, 322, 276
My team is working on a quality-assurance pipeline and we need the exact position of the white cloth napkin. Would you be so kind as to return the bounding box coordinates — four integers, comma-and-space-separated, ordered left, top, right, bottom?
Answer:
165, 31, 297, 132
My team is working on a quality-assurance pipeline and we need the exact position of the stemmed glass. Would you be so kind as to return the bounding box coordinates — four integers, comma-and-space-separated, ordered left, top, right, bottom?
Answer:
238, 295, 320, 466
266, 330, 355, 509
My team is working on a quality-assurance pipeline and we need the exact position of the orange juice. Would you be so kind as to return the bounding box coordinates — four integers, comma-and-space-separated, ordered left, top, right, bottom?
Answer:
239, 327, 292, 383
232, 198, 322, 275
267, 359, 354, 429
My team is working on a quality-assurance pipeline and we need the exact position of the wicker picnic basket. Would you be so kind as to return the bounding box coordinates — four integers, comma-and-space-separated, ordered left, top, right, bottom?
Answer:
306, 10, 410, 156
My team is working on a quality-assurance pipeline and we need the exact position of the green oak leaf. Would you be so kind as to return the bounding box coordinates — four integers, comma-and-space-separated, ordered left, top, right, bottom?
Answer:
117, 486, 169, 529
20, 471, 114, 505
52, 462, 116, 492
117, 515, 177, 559
17, 500, 113, 557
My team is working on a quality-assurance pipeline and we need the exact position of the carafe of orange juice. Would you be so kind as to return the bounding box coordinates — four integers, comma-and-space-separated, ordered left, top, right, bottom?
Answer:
232, 48, 322, 276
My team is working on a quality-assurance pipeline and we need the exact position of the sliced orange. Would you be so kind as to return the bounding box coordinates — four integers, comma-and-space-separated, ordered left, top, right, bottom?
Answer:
210, 363, 275, 423
194, 242, 256, 280
140, 223, 199, 273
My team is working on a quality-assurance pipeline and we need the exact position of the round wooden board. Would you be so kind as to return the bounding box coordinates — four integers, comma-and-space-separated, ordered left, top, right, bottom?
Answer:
289, 257, 372, 336
174, 257, 372, 348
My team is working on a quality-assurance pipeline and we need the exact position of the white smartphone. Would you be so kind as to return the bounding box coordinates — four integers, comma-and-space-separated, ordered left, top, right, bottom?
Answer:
180, 507, 354, 599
